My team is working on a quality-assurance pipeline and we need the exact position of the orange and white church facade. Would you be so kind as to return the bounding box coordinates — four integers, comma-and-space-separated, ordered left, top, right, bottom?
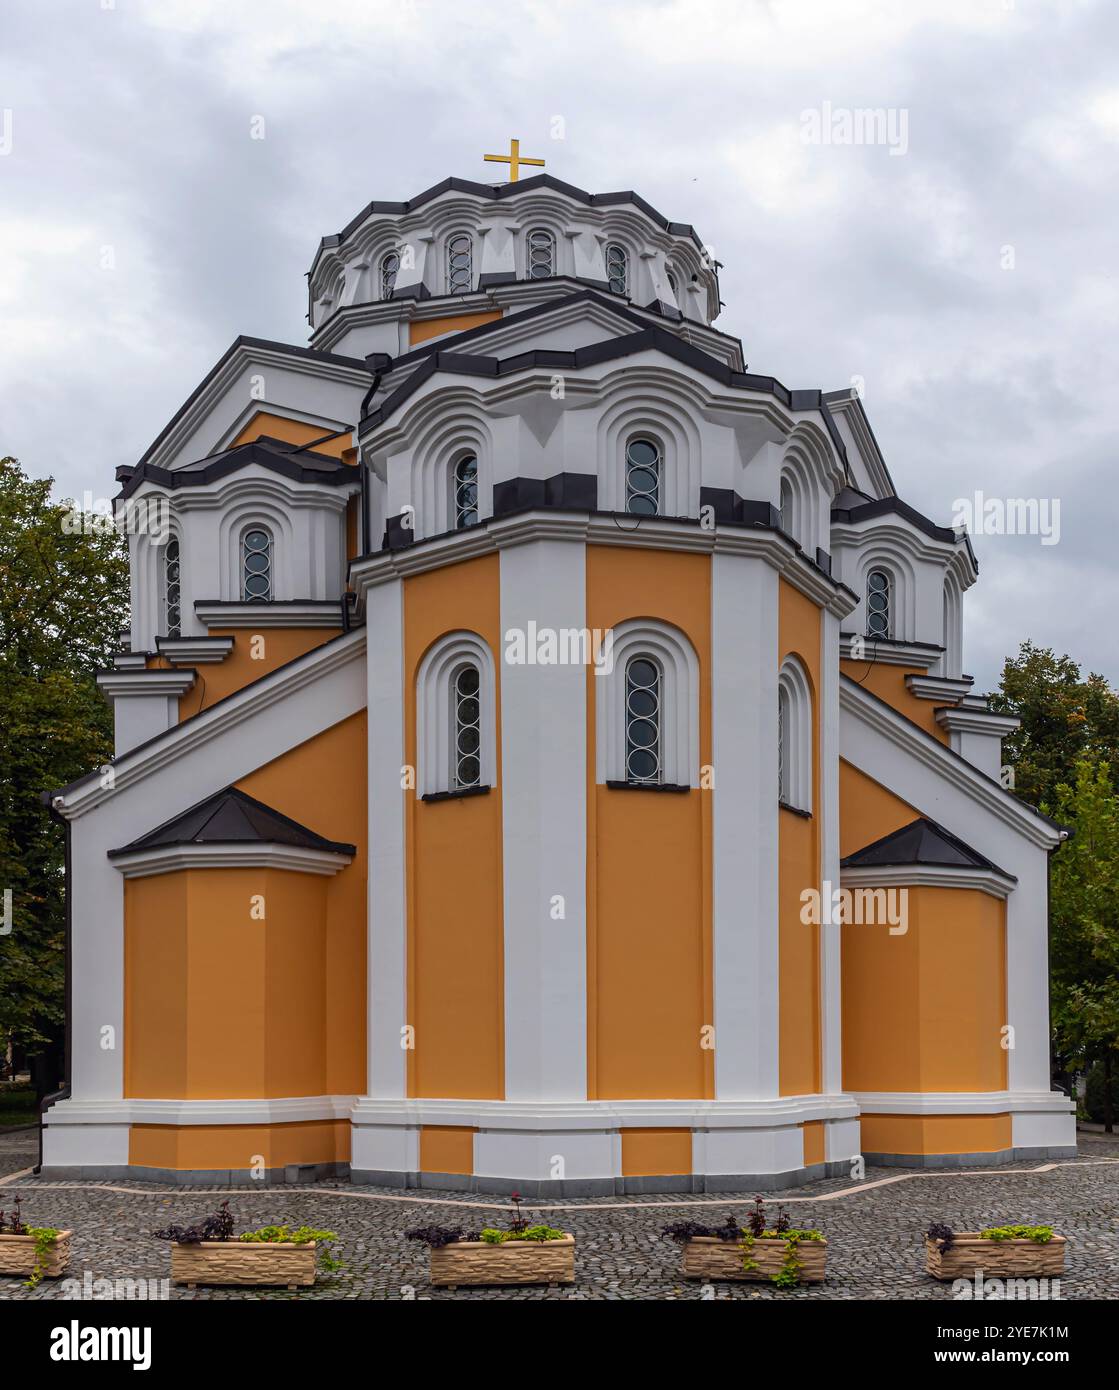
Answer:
42, 164, 1077, 1191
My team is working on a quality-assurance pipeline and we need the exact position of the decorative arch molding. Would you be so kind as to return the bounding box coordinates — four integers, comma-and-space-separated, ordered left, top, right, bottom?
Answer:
779, 421, 846, 560
408, 400, 496, 539
778, 653, 814, 814
595, 375, 705, 518
217, 494, 296, 603
415, 629, 498, 796
596, 618, 700, 788
942, 572, 964, 679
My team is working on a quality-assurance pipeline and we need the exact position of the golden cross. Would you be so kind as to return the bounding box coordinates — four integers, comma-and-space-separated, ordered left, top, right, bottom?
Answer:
483, 137, 545, 183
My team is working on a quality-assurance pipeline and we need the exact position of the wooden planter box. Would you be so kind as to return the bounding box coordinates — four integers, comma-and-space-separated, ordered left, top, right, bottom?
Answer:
0, 1231, 71, 1280
429, 1235, 575, 1288
681, 1235, 828, 1284
926, 1234, 1066, 1281
170, 1240, 318, 1289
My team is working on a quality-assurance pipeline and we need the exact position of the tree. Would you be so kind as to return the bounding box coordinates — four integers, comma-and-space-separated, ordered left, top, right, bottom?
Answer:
0, 456, 128, 1074
992, 640, 1119, 811
1046, 757, 1119, 1131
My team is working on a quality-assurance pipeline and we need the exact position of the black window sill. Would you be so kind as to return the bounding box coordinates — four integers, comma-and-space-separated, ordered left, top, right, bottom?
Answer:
605, 779, 691, 794
421, 784, 492, 804
778, 799, 812, 819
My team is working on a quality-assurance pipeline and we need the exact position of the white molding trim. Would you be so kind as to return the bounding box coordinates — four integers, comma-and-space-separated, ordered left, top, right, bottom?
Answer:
778, 654, 813, 814
905, 673, 975, 701
350, 1094, 862, 1130
352, 510, 859, 619
840, 864, 1015, 900
54, 630, 366, 818
155, 636, 234, 665
96, 669, 197, 699
840, 634, 943, 668
840, 676, 1063, 850
44, 1095, 358, 1127
936, 706, 1022, 738
194, 600, 344, 629
852, 1090, 1075, 1117
110, 841, 353, 879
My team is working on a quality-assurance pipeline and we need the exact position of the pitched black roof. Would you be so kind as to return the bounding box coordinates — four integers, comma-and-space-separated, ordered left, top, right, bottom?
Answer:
108, 785, 356, 858
117, 435, 357, 501
840, 816, 1015, 881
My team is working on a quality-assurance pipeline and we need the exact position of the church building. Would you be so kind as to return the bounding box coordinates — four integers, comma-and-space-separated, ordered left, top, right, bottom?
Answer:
42, 153, 1076, 1191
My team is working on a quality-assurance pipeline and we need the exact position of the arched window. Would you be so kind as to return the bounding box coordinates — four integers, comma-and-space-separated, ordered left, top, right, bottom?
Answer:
779, 476, 796, 540
416, 631, 497, 796
163, 535, 181, 637
242, 526, 273, 602
526, 228, 554, 279
625, 436, 660, 516
866, 568, 892, 639
624, 656, 661, 785
666, 270, 678, 300
380, 249, 400, 300
606, 243, 628, 296
453, 454, 479, 530
778, 656, 813, 812
451, 662, 482, 789
447, 233, 473, 295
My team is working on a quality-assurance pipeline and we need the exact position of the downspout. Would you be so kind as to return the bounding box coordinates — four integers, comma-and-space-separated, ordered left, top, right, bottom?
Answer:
36, 801, 72, 1173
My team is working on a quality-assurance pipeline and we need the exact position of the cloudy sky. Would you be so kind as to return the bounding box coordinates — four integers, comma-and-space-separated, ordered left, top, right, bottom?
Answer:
1, 0, 1115, 692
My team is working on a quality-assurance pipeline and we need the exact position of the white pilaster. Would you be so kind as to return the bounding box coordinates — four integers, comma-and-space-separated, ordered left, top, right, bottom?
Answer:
819, 607, 844, 1094
498, 538, 588, 1101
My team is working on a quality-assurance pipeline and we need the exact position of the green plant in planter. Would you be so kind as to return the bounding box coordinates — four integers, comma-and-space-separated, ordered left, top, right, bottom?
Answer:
978, 1225, 1054, 1244
739, 1198, 823, 1288
238, 1224, 344, 1274
477, 1224, 565, 1245
0, 1197, 61, 1289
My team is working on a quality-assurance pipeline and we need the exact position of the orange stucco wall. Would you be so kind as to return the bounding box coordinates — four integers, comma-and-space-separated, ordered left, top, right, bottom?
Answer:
420, 1126, 475, 1176
405, 555, 505, 1100
169, 628, 336, 720
778, 580, 821, 1096
839, 760, 918, 858
621, 1128, 693, 1177
129, 1120, 350, 1171
840, 660, 950, 743
842, 886, 1008, 1093
586, 546, 713, 1101
409, 310, 502, 346
860, 1112, 1011, 1156
124, 867, 330, 1099
801, 1119, 825, 1167
232, 411, 353, 459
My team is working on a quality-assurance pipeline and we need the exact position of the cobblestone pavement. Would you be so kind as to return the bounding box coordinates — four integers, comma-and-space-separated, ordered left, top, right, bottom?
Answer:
1, 1132, 1116, 1300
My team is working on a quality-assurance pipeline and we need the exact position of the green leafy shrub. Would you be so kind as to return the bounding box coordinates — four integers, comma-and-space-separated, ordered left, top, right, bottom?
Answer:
1084, 1062, 1119, 1124
478, 1225, 565, 1244
979, 1225, 1054, 1244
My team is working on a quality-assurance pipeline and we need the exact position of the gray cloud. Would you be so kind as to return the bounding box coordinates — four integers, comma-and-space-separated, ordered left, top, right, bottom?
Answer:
1, 0, 1115, 691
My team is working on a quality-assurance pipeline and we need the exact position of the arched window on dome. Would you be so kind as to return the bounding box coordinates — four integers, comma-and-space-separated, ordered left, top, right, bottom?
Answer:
866, 568, 892, 639
624, 655, 662, 785
778, 656, 813, 812
241, 525, 273, 602
163, 534, 181, 637
606, 243, 628, 296
380, 249, 400, 300
526, 228, 555, 279
625, 436, 661, 516
447, 233, 473, 295
453, 454, 479, 530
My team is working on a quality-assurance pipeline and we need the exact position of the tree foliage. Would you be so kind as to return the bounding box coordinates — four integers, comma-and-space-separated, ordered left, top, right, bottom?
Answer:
0, 456, 128, 1051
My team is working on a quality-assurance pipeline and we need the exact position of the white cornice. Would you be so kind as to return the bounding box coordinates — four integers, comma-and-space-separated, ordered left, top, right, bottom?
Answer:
852, 1090, 1075, 1117
840, 676, 1063, 850
350, 510, 859, 619
840, 863, 1015, 900
194, 600, 345, 629
53, 630, 366, 818
95, 669, 197, 699
155, 636, 234, 665
905, 674, 974, 701
111, 841, 353, 879
43, 1095, 358, 1127
840, 634, 943, 669
936, 706, 1021, 738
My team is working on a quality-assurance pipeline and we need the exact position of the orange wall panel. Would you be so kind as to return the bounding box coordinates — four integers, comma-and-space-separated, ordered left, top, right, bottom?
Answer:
409, 311, 501, 346
621, 1128, 693, 1177
405, 555, 504, 1100
840, 660, 949, 743
232, 412, 353, 458
778, 579, 821, 1096
860, 1112, 1011, 1156
129, 1120, 350, 1171
801, 1119, 826, 1167
172, 628, 334, 720
420, 1126, 475, 1176
839, 760, 918, 859
585, 546, 712, 1101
